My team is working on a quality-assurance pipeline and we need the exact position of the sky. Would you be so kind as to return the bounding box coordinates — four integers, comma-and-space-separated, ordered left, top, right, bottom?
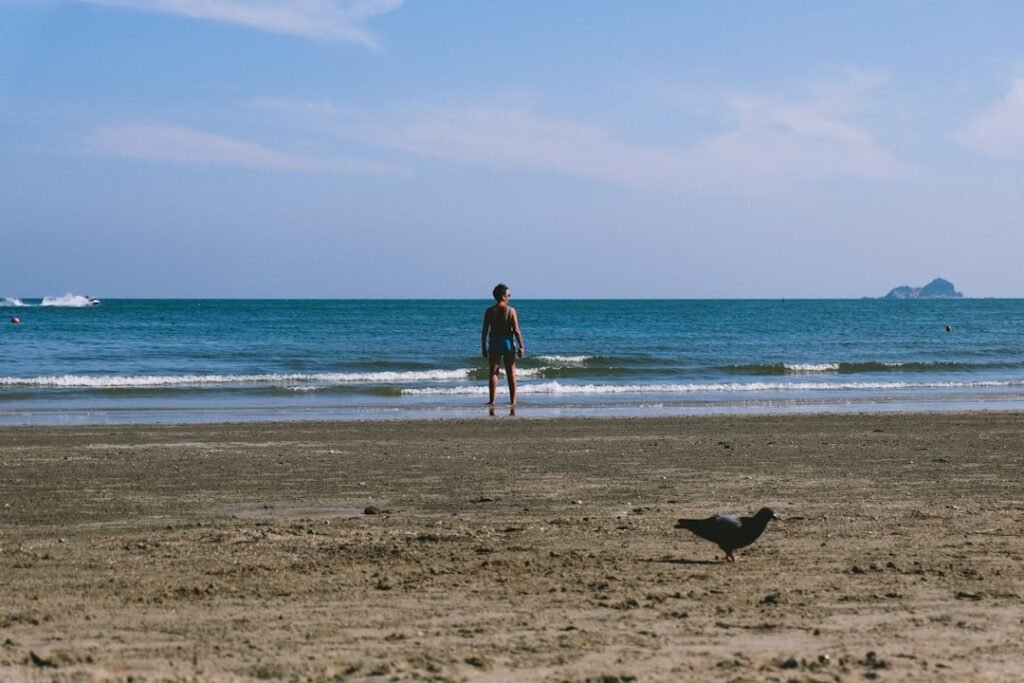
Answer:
2, 1, 1024, 299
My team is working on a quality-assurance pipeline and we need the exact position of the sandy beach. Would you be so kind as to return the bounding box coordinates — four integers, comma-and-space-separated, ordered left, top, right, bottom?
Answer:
1, 412, 1022, 681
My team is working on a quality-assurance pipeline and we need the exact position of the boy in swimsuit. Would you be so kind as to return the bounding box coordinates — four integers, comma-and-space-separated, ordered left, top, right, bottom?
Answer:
481, 283, 525, 405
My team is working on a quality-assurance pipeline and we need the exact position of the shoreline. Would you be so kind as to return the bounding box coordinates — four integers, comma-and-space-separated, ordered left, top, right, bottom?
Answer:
3, 411, 1023, 680
4, 393, 1024, 427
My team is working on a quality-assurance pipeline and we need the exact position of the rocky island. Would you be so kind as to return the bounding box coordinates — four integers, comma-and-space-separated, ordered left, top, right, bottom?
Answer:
882, 277, 963, 299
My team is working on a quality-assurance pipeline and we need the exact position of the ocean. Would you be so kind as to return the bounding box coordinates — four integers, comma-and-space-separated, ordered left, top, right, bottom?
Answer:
3, 296, 1023, 425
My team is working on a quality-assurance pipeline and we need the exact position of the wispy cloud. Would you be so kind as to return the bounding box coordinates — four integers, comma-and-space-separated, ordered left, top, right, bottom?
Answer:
690, 90, 910, 189
956, 77, 1024, 159
72, 0, 403, 47
366, 105, 693, 191
242, 74, 909, 195
339, 82, 908, 195
81, 123, 410, 176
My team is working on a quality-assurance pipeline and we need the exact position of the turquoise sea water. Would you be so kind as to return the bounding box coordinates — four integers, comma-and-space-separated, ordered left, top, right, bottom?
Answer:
2, 296, 1024, 424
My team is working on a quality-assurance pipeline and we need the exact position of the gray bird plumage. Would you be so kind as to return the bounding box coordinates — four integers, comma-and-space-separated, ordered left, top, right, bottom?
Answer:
674, 507, 779, 562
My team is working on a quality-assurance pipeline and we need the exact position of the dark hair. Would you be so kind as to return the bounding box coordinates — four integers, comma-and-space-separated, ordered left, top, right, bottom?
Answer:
492, 283, 509, 301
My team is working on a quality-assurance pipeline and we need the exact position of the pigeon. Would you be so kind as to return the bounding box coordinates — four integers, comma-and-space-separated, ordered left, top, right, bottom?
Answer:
674, 507, 779, 562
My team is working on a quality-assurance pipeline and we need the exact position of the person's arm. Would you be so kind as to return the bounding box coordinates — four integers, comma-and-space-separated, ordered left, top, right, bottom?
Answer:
481, 309, 491, 358
511, 308, 525, 357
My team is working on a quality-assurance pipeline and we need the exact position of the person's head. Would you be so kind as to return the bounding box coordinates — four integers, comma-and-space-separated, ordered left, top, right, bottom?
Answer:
492, 283, 510, 302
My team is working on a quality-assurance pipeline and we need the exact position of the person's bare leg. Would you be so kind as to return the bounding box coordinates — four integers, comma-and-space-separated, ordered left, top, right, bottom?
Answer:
504, 356, 517, 405
488, 360, 500, 405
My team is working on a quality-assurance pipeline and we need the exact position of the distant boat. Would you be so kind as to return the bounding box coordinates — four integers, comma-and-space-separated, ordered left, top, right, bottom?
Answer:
86, 296, 101, 305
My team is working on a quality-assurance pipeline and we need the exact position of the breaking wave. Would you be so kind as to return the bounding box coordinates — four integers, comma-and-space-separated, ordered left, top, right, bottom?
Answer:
0, 369, 475, 388
402, 378, 1024, 396
784, 363, 841, 373
533, 354, 598, 366
729, 361, 1011, 375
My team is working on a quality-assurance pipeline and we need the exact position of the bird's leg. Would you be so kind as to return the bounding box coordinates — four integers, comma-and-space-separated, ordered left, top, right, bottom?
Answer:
724, 553, 736, 563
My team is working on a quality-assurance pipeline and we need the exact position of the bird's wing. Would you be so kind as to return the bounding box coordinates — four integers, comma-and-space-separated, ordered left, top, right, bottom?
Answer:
678, 514, 741, 546
710, 514, 745, 549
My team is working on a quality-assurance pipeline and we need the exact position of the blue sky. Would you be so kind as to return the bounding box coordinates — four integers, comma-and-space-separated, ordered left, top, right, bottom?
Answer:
2, 1, 1023, 298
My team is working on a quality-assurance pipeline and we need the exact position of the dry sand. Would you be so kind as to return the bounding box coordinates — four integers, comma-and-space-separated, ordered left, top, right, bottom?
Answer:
1, 412, 1023, 681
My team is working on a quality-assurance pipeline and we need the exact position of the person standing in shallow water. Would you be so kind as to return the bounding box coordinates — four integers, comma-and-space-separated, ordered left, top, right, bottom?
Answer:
481, 283, 525, 405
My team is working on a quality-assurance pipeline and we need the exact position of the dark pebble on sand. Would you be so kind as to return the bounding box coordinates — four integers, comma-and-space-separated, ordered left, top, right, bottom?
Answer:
29, 651, 56, 668
955, 591, 983, 601
861, 651, 890, 669
464, 656, 492, 669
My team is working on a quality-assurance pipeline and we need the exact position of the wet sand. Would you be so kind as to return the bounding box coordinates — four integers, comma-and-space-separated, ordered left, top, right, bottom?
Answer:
1, 412, 1023, 681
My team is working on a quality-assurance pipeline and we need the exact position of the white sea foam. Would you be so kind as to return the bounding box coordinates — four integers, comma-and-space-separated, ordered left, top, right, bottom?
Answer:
402, 379, 1024, 396
0, 369, 475, 388
6, 372, 1022, 395
1, 297, 27, 307
534, 355, 594, 366
784, 363, 840, 373
41, 294, 97, 307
